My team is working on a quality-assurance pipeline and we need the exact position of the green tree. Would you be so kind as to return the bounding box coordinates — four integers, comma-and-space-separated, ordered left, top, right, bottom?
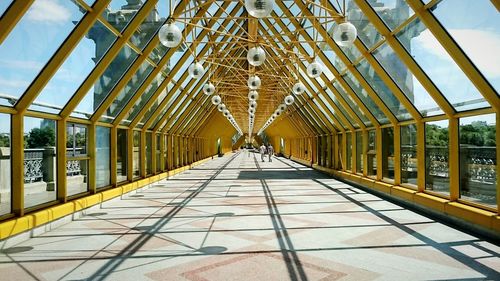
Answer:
26, 127, 55, 148
0, 134, 10, 147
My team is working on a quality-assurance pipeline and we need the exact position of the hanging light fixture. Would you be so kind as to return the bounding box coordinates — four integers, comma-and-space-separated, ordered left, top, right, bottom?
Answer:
217, 103, 226, 112
248, 91, 259, 101
211, 95, 221, 105
292, 82, 305, 95
247, 75, 261, 89
245, 0, 274, 18
223, 109, 230, 117
275, 109, 282, 116
278, 104, 287, 112
159, 22, 182, 48
307, 60, 323, 78
247, 46, 266, 66
249, 100, 257, 109
333, 22, 357, 47
284, 95, 295, 106
248, 107, 256, 114
188, 62, 204, 79
203, 82, 215, 95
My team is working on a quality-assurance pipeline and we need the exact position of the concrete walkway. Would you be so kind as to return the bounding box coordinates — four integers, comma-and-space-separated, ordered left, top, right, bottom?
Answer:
0, 151, 499, 280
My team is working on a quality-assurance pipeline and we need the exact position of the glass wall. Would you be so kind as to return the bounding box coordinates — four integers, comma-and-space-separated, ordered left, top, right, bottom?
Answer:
96, 126, 110, 188
425, 120, 449, 195
337, 134, 343, 169
401, 124, 418, 186
356, 131, 363, 174
346, 132, 352, 171
117, 129, 128, 183
133, 131, 141, 178
382, 127, 394, 180
0, 114, 10, 216
459, 114, 497, 208
367, 130, 377, 177
24, 117, 57, 208
164, 135, 168, 170
66, 123, 88, 196
156, 134, 161, 172
145, 132, 152, 175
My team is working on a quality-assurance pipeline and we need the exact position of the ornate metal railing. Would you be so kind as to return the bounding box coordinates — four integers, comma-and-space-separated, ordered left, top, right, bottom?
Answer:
24, 149, 44, 183
24, 148, 84, 183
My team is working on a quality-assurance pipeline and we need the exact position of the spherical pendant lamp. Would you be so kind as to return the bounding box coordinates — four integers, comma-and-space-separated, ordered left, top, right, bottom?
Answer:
333, 21, 357, 47
158, 23, 182, 48
248, 91, 259, 101
249, 100, 257, 109
275, 109, 282, 116
223, 109, 230, 117
211, 95, 221, 105
188, 62, 204, 79
292, 82, 305, 95
203, 82, 215, 95
217, 103, 226, 112
247, 75, 261, 89
284, 95, 295, 106
307, 60, 323, 78
247, 46, 266, 66
248, 107, 255, 114
278, 103, 287, 112
245, 0, 274, 18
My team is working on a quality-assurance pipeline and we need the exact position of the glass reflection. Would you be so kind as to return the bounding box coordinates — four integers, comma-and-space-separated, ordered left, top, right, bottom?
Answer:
401, 124, 417, 186
425, 120, 449, 195
432, 0, 500, 93
0, 114, 11, 216
0, 0, 86, 107
459, 114, 497, 208
24, 117, 57, 209
397, 18, 489, 112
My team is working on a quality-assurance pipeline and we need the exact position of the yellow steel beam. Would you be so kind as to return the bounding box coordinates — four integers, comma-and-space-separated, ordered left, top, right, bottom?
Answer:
11, 114, 24, 216
61, 0, 164, 118
0, 1, 34, 44
408, 0, 499, 111
354, 0, 455, 117
136, 3, 240, 129
273, 2, 379, 128
15, 1, 111, 113
292, 0, 397, 125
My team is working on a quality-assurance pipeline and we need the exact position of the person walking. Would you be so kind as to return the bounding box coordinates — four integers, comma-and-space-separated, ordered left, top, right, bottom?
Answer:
259, 144, 266, 162
267, 144, 274, 162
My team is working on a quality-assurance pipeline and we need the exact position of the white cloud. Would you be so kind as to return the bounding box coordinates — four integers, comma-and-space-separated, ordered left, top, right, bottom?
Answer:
0, 59, 44, 71
448, 29, 500, 78
0, 78, 30, 89
413, 29, 500, 78
26, 0, 71, 24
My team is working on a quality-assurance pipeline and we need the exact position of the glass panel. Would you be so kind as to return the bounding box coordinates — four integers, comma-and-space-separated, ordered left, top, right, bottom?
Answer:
101, 61, 154, 122
96, 126, 110, 188
343, 71, 388, 124
103, 0, 144, 32
356, 131, 363, 174
156, 134, 161, 172
332, 81, 371, 126
382, 127, 394, 180
432, 0, 500, 93
355, 59, 411, 120
0, 114, 11, 216
459, 114, 496, 208
373, 42, 442, 117
367, 0, 414, 30
72, 45, 139, 119
337, 134, 343, 169
401, 124, 417, 186
346, 132, 352, 171
425, 120, 449, 195
32, 21, 117, 114
345, 0, 383, 48
0, 0, 13, 17
0, 1, 86, 107
397, 18, 489, 112
164, 135, 168, 170
367, 130, 377, 176
24, 117, 57, 208
145, 132, 152, 175
130, 11, 166, 51
117, 129, 128, 182
133, 131, 141, 178
66, 123, 88, 196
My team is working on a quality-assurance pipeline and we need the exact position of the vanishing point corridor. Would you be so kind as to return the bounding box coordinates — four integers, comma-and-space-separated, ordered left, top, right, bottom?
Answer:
1, 152, 499, 280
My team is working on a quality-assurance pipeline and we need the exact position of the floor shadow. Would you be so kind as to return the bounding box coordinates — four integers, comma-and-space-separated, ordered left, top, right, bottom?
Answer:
237, 170, 330, 180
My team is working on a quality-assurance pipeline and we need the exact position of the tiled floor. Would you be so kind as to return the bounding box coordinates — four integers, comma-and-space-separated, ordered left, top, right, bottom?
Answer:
0, 151, 499, 280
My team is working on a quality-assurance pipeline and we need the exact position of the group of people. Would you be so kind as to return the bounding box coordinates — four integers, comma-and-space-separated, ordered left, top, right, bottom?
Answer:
259, 144, 274, 162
